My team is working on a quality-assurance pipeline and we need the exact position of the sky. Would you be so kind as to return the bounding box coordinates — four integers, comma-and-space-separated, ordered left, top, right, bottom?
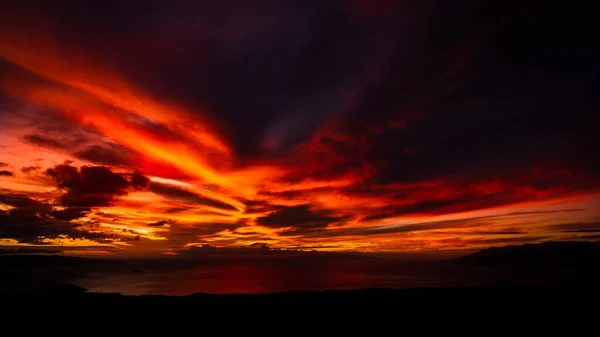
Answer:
0, 0, 599, 257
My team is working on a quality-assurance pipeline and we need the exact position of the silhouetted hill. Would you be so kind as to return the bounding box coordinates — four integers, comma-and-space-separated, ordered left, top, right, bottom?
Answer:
3, 282, 599, 319
457, 241, 600, 266
0, 254, 126, 268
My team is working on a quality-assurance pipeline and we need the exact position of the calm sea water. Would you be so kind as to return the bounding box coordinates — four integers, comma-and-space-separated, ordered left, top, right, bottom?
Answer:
67, 257, 579, 295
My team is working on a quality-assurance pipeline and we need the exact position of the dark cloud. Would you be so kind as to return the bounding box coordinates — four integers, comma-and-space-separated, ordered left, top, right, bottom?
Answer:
505, 209, 585, 216
257, 204, 347, 235
249, 242, 269, 249
46, 164, 149, 208
8, 164, 153, 226
148, 219, 175, 227
148, 220, 168, 227
361, 199, 482, 221
165, 207, 192, 214
50, 207, 90, 221
258, 187, 333, 201
22, 134, 66, 149
358, 189, 590, 223
270, 1, 600, 198
470, 231, 526, 235
242, 200, 273, 214
0, 193, 51, 213
19, 110, 136, 166
360, 197, 498, 221
576, 234, 600, 240
130, 172, 151, 189
22, 130, 132, 167
337, 2, 598, 185
431, 228, 527, 236
172, 222, 243, 238
74, 144, 132, 166
463, 236, 548, 246
0, 170, 13, 176
285, 245, 341, 250
296, 209, 583, 239
149, 183, 237, 211
0, 193, 116, 244
233, 231, 267, 236
547, 222, 600, 233
0, 161, 8, 167
21, 166, 40, 173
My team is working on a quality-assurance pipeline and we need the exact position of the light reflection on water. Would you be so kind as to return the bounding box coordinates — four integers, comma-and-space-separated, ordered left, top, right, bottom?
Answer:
71, 258, 580, 295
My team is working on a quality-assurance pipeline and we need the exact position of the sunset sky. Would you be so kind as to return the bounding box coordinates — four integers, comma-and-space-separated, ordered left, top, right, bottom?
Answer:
1, 0, 599, 256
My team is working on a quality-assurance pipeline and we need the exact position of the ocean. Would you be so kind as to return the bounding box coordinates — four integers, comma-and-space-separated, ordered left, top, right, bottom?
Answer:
68, 257, 578, 295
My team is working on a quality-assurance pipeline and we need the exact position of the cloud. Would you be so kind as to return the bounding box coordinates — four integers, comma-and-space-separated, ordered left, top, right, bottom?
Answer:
172, 222, 244, 238
165, 207, 192, 214
257, 204, 347, 235
354, 182, 592, 223
21, 166, 40, 173
0, 170, 13, 176
148, 220, 167, 227
1, 163, 153, 231
149, 183, 238, 211
547, 222, 600, 233
0, 161, 8, 167
46, 164, 149, 208
576, 234, 600, 240
0, 193, 51, 213
17, 110, 136, 166
74, 144, 132, 166
248, 242, 269, 249
297, 209, 586, 239
130, 172, 151, 189
360, 198, 482, 221
0, 193, 116, 244
467, 231, 525, 235
22, 134, 66, 149
148, 220, 175, 227
50, 207, 90, 221
462, 236, 548, 246
242, 200, 273, 214
282, 245, 341, 250
22, 127, 135, 166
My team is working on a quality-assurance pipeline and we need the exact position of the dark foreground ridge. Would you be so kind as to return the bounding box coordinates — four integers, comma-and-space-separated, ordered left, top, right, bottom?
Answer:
3, 282, 599, 317
456, 241, 600, 266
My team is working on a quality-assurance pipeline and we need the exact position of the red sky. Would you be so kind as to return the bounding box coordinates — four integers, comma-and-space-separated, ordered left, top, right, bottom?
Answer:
1, 0, 599, 256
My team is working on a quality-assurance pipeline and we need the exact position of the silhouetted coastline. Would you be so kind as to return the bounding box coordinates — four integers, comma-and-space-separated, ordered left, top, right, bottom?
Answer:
456, 241, 600, 266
